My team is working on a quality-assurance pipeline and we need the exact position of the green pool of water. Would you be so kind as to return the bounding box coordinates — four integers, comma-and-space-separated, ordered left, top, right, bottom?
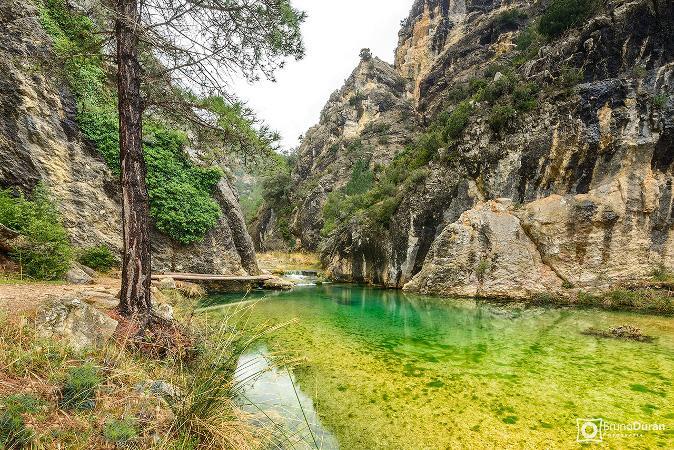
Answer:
204, 285, 674, 449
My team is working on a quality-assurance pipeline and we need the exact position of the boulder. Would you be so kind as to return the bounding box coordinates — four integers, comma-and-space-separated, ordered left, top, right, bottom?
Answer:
79, 290, 119, 310
157, 277, 176, 290
263, 276, 294, 290
404, 200, 563, 299
66, 265, 93, 285
35, 297, 118, 350
152, 302, 174, 322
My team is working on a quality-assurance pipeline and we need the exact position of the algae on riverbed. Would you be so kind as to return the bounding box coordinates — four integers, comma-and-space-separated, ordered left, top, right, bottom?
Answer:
206, 285, 674, 449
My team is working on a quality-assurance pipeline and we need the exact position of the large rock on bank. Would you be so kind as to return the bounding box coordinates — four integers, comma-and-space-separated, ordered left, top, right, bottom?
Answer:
35, 297, 118, 350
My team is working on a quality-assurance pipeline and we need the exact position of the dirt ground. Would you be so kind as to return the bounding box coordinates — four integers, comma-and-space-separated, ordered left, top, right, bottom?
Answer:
0, 276, 121, 315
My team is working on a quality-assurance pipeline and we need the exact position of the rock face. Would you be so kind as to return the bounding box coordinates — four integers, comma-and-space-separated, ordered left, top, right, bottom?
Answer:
265, 0, 674, 298
0, 0, 259, 276
35, 297, 118, 350
404, 200, 564, 298
251, 55, 421, 251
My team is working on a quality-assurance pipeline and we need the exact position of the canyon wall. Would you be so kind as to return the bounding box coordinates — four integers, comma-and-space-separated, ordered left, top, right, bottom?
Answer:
259, 0, 674, 298
0, 0, 259, 275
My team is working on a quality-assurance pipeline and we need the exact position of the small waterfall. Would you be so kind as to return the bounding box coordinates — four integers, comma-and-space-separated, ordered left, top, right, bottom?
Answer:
283, 270, 321, 286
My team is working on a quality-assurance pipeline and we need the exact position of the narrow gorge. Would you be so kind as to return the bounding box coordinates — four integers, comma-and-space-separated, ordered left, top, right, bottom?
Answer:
253, 0, 674, 300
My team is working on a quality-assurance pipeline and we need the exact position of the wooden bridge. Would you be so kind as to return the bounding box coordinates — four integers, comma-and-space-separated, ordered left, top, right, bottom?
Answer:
152, 272, 275, 293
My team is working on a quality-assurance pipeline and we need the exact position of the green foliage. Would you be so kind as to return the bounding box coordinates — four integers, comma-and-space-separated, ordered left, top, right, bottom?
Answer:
513, 25, 543, 66
77, 246, 117, 272
493, 9, 527, 29
538, 0, 598, 39
103, 418, 138, 446
479, 75, 514, 103
557, 65, 585, 94
442, 101, 473, 140
0, 186, 73, 280
475, 259, 491, 281
0, 410, 33, 449
0, 393, 46, 448
59, 363, 100, 411
488, 104, 517, 133
469, 78, 488, 95
512, 82, 540, 112
345, 160, 374, 195
144, 125, 222, 245
349, 92, 366, 109
652, 265, 674, 283
652, 93, 669, 109
39, 2, 273, 246
446, 84, 470, 103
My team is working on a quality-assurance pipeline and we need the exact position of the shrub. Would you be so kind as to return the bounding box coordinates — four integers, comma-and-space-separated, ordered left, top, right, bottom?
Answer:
512, 82, 540, 112
493, 9, 527, 29
345, 160, 374, 196
443, 101, 473, 140
652, 265, 674, 282
538, 0, 598, 40
479, 76, 513, 103
446, 84, 469, 103
59, 363, 100, 411
475, 259, 491, 281
103, 418, 138, 446
488, 105, 517, 133
652, 93, 669, 109
469, 78, 488, 95
77, 245, 117, 272
0, 186, 73, 280
144, 125, 222, 245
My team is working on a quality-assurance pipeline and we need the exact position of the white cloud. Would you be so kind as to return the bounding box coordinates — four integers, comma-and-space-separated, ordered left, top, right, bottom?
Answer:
230, 0, 413, 151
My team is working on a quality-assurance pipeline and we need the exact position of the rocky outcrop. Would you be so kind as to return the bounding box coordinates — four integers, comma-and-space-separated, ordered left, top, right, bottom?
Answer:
253, 55, 421, 251
35, 297, 118, 350
295, 0, 674, 298
404, 200, 564, 298
0, 0, 259, 276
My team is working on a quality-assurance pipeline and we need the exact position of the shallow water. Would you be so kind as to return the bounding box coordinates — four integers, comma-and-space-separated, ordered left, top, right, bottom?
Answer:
205, 285, 674, 449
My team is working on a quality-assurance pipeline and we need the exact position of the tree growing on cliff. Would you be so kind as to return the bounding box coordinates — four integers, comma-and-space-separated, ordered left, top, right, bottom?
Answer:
112, 0, 305, 321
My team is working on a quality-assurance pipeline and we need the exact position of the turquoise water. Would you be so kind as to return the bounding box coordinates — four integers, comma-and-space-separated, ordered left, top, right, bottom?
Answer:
205, 285, 674, 449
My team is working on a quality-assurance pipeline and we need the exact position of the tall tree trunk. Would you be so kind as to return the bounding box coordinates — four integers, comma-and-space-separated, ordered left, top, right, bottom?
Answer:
116, 0, 152, 319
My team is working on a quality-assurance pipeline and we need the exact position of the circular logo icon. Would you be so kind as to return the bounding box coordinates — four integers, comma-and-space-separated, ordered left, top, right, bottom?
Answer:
581, 421, 599, 440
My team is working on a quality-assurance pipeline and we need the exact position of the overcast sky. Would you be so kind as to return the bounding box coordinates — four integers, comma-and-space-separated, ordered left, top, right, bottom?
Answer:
230, 0, 413, 151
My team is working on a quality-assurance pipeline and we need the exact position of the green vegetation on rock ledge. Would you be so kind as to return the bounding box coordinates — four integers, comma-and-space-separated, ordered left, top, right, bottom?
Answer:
38, 0, 272, 246
0, 186, 72, 280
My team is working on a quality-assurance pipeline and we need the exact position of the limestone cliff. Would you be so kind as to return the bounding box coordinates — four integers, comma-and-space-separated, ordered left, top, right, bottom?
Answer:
0, 0, 259, 275
251, 55, 421, 251
266, 0, 674, 298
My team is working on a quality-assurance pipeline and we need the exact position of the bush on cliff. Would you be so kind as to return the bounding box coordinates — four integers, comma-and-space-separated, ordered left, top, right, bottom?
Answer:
539, 0, 598, 39
0, 186, 73, 280
39, 1, 275, 246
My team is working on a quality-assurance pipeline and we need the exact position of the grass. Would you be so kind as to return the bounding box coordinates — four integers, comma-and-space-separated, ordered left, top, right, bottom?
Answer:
532, 288, 674, 314
0, 289, 317, 449
256, 251, 321, 273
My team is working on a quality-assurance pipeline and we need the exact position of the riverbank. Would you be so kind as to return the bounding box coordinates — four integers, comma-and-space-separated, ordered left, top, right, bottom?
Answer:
0, 277, 271, 449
